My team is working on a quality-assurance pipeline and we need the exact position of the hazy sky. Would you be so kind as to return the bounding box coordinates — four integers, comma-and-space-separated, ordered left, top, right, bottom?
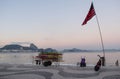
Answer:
0, 0, 120, 50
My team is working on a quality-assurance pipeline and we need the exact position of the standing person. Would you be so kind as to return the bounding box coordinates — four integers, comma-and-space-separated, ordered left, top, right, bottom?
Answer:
94, 55, 102, 71
115, 60, 119, 66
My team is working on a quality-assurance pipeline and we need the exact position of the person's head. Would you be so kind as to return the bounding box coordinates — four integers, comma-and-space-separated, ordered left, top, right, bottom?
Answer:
97, 55, 101, 58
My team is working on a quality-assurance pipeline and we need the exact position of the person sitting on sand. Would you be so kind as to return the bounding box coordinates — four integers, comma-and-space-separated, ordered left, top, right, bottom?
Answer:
80, 57, 86, 67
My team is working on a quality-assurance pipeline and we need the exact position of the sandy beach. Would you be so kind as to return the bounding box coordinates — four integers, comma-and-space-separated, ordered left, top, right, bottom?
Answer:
0, 64, 120, 79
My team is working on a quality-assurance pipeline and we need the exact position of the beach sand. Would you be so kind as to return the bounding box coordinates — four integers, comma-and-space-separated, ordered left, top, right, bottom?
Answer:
0, 64, 120, 79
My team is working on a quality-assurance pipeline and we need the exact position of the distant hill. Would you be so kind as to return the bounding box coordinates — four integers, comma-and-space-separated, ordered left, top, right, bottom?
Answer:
38, 48, 57, 53
62, 48, 120, 53
0, 43, 58, 53
63, 48, 88, 52
2, 44, 23, 50
0, 43, 120, 53
0, 43, 38, 52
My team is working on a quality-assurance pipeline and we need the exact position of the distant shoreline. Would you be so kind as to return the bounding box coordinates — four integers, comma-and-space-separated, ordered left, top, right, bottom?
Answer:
0, 50, 120, 53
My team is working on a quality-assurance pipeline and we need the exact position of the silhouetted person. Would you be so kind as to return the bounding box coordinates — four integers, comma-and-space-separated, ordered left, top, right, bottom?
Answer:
94, 55, 102, 71
80, 57, 86, 67
115, 60, 119, 66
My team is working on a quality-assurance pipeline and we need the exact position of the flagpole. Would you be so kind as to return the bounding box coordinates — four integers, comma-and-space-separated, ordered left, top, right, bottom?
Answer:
82, 2, 106, 66
95, 10, 106, 66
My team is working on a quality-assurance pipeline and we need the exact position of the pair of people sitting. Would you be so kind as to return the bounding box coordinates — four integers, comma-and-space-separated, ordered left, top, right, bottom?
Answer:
80, 57, 86, 67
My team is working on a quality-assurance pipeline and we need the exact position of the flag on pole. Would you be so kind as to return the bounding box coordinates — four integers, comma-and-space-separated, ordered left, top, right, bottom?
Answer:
82, 2, 96, 25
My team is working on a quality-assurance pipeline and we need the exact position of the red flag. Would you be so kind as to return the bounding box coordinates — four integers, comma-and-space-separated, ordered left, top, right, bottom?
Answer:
82, 2, 96, 25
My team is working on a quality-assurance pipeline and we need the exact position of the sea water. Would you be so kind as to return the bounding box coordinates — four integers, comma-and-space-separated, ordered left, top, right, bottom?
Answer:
0, 52, 119, 66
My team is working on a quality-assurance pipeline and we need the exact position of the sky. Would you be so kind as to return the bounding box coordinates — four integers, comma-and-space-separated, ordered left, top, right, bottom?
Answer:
0, 0, 120, 50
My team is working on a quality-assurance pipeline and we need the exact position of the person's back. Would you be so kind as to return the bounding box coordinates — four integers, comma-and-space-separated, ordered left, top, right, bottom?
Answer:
97, 59, 101, 66
80, 58, 86, 67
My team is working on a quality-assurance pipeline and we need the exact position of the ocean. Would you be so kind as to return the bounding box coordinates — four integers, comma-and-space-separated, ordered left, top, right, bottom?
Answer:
0, 52, 119, 66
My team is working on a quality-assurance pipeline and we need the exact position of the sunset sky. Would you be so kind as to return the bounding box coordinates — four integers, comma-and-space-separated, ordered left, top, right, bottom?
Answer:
0, 0, 120, 50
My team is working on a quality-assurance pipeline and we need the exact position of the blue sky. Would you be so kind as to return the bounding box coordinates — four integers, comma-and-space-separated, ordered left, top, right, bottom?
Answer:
0, 0, 120, 50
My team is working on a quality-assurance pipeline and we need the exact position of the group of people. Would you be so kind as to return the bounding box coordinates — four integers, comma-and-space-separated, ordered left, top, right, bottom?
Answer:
77, 55, 105, 71
77, 55, 119, 71
77, 56, 102, 71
